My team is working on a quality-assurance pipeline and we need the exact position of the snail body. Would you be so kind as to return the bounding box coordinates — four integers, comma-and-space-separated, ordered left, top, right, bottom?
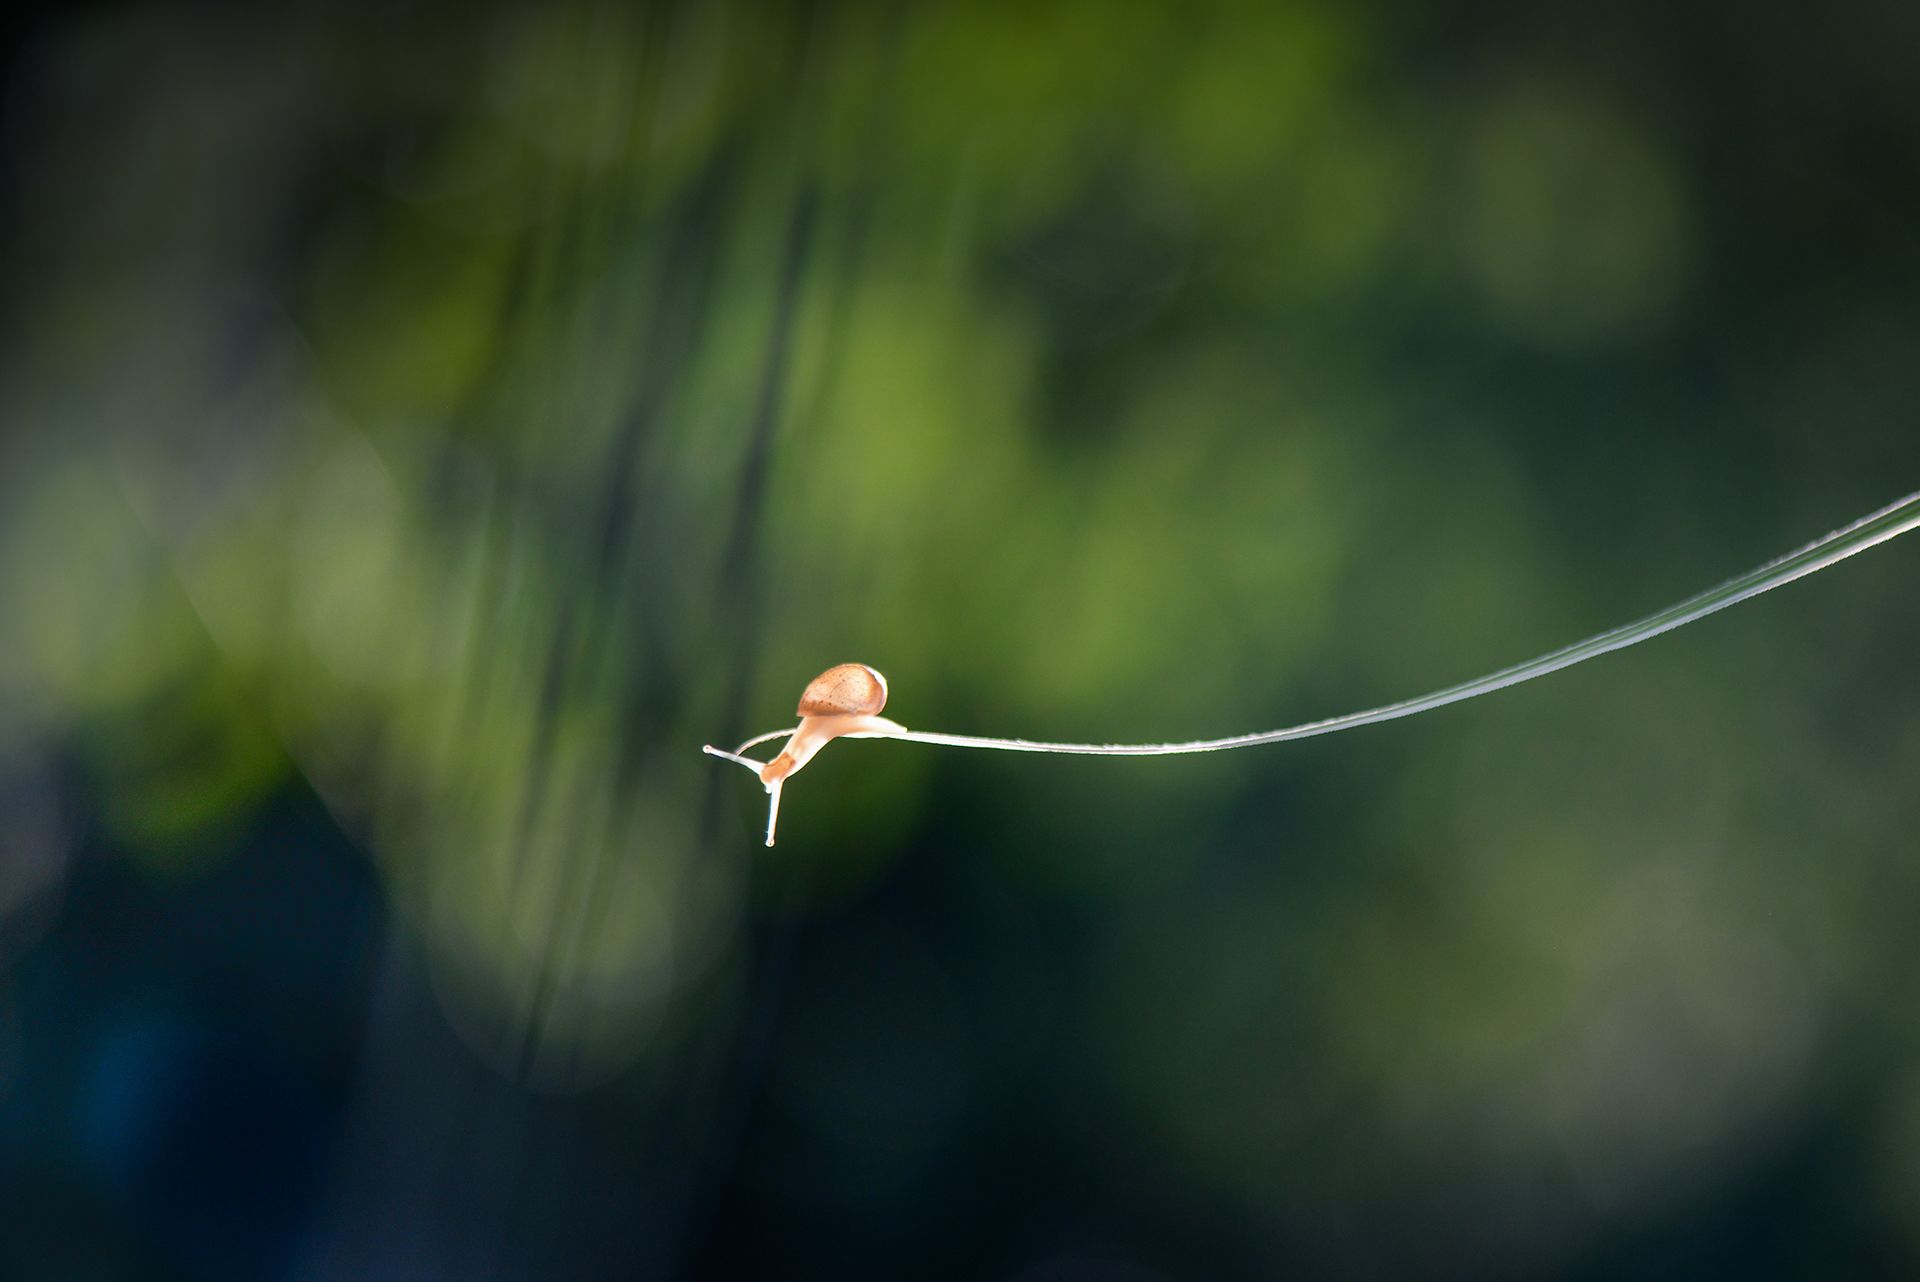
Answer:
760, 663, 904, 787
696, 664, 906, 843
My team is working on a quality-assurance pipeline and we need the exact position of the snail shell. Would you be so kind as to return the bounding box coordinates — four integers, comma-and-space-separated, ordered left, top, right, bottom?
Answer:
796, 663, 889, 717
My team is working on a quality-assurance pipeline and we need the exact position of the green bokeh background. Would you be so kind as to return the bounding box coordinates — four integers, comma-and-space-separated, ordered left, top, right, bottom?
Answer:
2, 1, 1918, 1277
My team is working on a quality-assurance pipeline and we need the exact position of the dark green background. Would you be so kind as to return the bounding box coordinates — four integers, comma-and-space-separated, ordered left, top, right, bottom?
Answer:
2, 1, 1918, 1277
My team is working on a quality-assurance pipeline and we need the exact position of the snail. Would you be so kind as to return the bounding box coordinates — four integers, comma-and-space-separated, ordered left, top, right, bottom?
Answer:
706, 488, 1920, 847
703, 663, 904, 845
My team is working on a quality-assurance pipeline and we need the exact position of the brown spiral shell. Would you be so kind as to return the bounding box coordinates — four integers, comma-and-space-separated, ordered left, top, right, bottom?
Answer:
795, 663, 889, 717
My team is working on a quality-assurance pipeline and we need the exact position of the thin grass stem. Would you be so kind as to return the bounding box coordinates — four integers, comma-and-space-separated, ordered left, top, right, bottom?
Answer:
739, 489, 1920, 761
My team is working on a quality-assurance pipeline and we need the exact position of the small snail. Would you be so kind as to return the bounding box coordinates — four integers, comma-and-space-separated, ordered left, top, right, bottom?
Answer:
761, 663, 904, 786
703, 663, 905, 845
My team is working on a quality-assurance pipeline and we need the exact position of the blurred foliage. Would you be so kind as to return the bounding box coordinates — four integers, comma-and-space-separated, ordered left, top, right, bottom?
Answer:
2, 0, 1919, 1277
